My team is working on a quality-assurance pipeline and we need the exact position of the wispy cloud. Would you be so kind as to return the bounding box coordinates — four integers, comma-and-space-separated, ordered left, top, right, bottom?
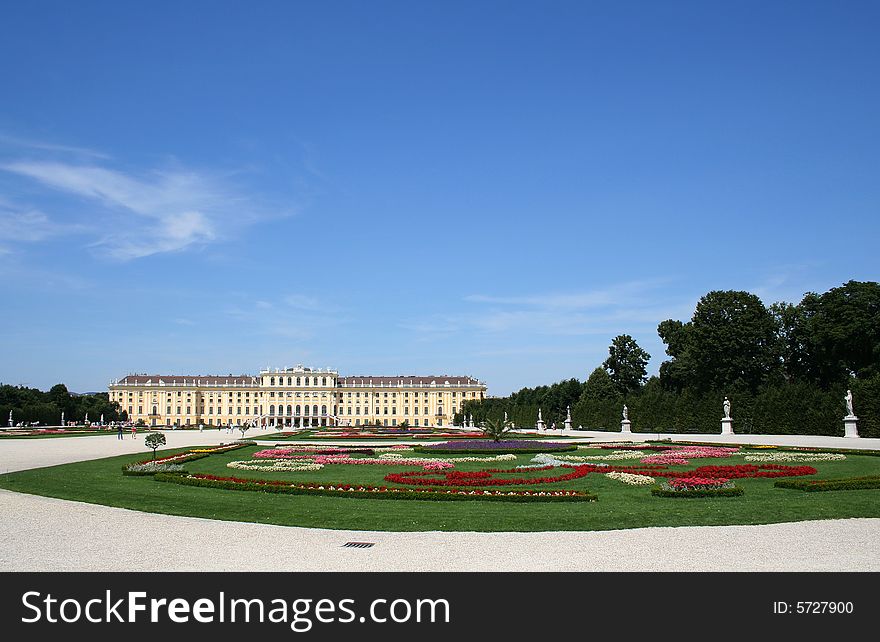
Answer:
283, 294, 320, 310
0, 202, 71, 242
0, 133, 110, 159
464, 279, 672, 310
1, 155, 292, 260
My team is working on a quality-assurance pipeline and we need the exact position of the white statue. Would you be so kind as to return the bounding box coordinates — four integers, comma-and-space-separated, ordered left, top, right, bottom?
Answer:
566, 406, 571, 421
538, 408, 542, 421
622, 405, 628, 421
504, 411, 508, 423
845, 389, 855, 417
61, 411, 64, 426
723, 397, 731, 419
7, 410, 12, 427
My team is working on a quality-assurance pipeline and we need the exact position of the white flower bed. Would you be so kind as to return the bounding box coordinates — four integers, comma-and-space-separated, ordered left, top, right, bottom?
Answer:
560, 450, 646, 462
605, 471, 655, 486
227, 459, 324, 472
744, 452, 846, 463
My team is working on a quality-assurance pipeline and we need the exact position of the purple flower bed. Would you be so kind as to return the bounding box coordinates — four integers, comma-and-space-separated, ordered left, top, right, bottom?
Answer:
417, 440, 577, 454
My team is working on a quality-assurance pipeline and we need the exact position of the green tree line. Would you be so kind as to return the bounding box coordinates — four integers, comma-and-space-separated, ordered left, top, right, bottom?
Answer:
459, 281, 880, 438
0, 383, 124, 427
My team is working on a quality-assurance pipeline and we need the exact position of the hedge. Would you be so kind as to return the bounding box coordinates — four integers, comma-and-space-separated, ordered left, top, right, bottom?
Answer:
153, 473, 598, 503
774, 476, 880, 492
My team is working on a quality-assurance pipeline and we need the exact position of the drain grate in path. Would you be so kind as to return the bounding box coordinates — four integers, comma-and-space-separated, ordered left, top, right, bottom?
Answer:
342, 541, 375, 549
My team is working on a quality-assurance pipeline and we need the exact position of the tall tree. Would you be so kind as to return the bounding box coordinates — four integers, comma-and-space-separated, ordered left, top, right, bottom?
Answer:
801, 281, 880, 386
580, 367, 618, 402
602, 334, 651, 394
658, 290, 780, 392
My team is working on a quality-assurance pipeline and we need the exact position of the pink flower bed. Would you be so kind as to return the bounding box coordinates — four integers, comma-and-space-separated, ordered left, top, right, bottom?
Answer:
641, 446, 739, 465
668, 477, 729, 489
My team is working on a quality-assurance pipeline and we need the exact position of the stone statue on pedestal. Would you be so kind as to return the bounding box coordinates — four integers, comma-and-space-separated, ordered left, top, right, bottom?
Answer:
845, 389, 855, 417
7, 410, 12, 427
723, 397, 731, 419
622, 405, 628, 421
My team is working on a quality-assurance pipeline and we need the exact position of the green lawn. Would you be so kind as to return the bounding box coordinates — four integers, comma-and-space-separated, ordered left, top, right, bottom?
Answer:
1, 443, 878, 532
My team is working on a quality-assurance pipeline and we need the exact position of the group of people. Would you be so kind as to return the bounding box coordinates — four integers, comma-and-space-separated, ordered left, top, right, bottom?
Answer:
116, 424, 138, 440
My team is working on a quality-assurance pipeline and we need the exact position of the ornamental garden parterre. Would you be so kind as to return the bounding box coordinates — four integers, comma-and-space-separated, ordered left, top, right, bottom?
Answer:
2, 435, 880, 531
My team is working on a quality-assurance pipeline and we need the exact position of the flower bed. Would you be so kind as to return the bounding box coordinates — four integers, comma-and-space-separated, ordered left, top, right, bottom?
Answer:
128, 443, 248, 471
650, 464, 817, 480
383, 464, 591, 487
774, 476, 880, 492
639, 446, 740, 466
122, 462, 188, 476
605, 471, 655, 486
227, 459, 325, 472
416, 440, 577, 454
651, 481, 744, 498
153, 473, 597, 502
744, 452, 846, 463
254, 446, 379, 458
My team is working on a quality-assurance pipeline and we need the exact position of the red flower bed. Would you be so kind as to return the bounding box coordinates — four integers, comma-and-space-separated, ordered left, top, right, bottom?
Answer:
384, 464, 591, 487
652, 464, 817, 480
176, 473, 594, 500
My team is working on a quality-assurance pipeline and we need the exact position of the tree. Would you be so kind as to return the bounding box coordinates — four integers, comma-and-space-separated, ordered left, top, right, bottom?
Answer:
580, 367, 618, 402
658, 290, 780, 393
800, 281, 880, 386
603, 334, 651, 394
144, 432, 166, 460
480, 417, 513, 442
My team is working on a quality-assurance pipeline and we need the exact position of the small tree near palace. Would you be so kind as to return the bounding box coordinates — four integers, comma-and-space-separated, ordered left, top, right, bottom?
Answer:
481, 417, 513, 442
144, 432, 166, 460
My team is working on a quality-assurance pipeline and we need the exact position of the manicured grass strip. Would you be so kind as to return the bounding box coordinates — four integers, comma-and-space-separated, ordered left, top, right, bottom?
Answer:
651, 486, 744, 498
154, 473, 597, 502
774, 476, 880, 492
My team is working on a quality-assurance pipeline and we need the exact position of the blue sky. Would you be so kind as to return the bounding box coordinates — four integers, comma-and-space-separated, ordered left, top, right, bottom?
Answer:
0, 1, 878, 395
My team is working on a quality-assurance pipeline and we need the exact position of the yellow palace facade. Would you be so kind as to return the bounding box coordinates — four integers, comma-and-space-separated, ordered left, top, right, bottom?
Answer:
108, 365, 487, 428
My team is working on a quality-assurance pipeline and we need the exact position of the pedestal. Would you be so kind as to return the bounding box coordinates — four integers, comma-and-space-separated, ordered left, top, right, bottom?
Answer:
620, 419, 631, 434
536, 420, 545, 431
844, 415, 860, 438
721, 418, 734, 435
564, 419, 572, 431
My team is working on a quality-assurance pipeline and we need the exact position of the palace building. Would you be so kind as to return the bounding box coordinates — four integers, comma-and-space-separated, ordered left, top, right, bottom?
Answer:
108, 365, 488, 428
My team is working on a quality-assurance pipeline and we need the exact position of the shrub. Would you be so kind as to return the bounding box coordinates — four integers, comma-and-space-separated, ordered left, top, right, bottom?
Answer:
774, 476, 880, 492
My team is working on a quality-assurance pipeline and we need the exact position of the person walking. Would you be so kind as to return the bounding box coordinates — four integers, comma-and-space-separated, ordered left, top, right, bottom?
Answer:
117, 424, 123, 440
131, 424, 137, 439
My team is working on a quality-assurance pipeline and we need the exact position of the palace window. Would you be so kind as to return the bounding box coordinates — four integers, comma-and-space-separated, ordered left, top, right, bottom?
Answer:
404, 407, 409, 414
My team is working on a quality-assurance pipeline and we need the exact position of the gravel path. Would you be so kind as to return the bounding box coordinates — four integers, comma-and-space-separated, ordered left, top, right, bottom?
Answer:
1, 429, 878, 571
1, 490, 877, 571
